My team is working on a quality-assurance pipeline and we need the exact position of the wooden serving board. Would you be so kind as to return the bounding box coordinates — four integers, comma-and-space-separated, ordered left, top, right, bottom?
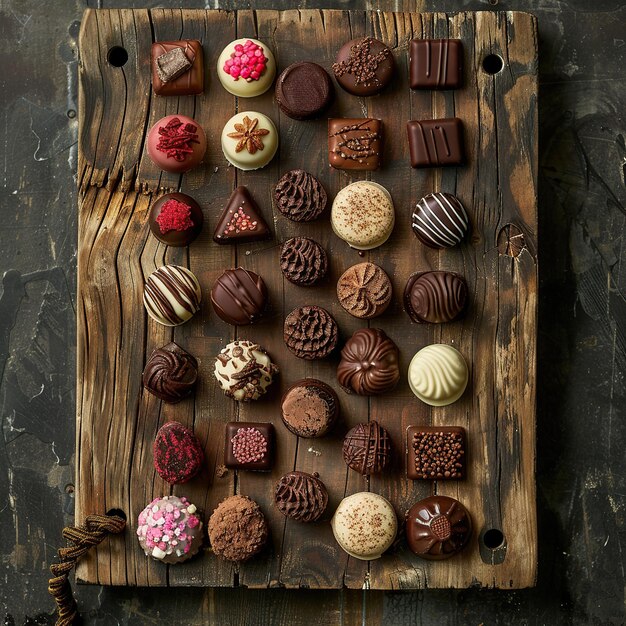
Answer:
76, 8, 538, 589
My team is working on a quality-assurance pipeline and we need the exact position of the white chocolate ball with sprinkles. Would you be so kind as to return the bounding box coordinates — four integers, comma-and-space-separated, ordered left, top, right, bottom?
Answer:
136, 495, 203, 564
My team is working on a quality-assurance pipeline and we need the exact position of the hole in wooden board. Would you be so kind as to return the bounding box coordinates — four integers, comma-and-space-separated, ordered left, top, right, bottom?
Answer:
483, 528, 505, 550
483, 54, 504, 74
107, 46, 128, 67
106, 508, 127, 521
497, 223, 526, 257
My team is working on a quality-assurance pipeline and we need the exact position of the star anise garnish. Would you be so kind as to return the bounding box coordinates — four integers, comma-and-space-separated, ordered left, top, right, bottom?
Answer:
227, 116, 270, 154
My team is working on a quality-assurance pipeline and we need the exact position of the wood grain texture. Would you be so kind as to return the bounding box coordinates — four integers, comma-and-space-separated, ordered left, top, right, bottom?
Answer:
76, 8, 537, 589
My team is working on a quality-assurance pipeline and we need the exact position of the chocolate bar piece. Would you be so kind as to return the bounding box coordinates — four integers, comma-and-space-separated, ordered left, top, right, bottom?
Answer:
151, 40, 204, 96
406, 425, 466, 480
328, 118, 383, 171
406, 117, 464, 167
224, 422, 275, 471
409, 39, 463, 89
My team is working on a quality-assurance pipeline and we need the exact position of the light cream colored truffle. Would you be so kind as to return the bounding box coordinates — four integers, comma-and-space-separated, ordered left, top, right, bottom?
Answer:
217, 38, 276, 98
221, 111, 278, 171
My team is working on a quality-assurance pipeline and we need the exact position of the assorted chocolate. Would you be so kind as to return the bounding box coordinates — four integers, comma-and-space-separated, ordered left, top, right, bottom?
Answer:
281, 378, 339, 438
343, 421, 392, 476
143, 342, 198, 403
409, 39, 463, 90
274, 471, 328, 522
404, 271, 468, 323
148, 193, 203, 247
143, 265, 201, 327
221, 112, 278, 170
214, 186, 270, 245
217, 38, 276, 98
151, 40, 204, 96
406, 426, 466, 480
274, 169, 327, 222
337, 262, 392, 319
276, 62, 334, 120
328, 118, 383, 171
210, 267, 267, 326
146, 114, 206, 173
280, 237, 328, 287
283, 305, 338, 360
411, 192, 469, 249
224, 422, 275, 471
153, 421, 204, 484
407, 117, 465, 167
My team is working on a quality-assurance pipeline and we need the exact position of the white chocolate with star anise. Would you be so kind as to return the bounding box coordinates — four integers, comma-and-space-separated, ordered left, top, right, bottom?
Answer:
221, 112, 278, 171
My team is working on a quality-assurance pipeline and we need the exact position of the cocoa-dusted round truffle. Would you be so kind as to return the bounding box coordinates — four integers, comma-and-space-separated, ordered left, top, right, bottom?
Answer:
332, 37, 395, 96
274, 471, 329, 522
210, 267, 268, 326
342, 420, 392, 475
274, 169, 328, 222
143, 342, 198, 403
405, 495, 472, 560
275, 62, 334, 120
146, 114, 207, 173
404, 271, 468, 324
281, 378, 339, 438
208, 495, 269, 562
280, 237, 328, 287
148, 193, 203, 247
337, 328, 400, 395
284, 305, 338, 360
337, 262, 392, 319
153, 421, 204, 484
136, 496, 203, 564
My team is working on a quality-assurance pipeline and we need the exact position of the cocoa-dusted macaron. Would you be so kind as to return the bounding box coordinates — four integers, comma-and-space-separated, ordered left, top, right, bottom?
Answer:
281, 378, 339, 438
148, 193, 203, 247
274, 169, 327, 222
208, 495, 269, 562
275, 471, 329, 522
337, 262, 392, 319
153, 421, 204, 484
284, 305, 338, 360
342, 420, 392, 475
210, 267, 268, 326
280, 237, 328, 287
275, 62, 334, 120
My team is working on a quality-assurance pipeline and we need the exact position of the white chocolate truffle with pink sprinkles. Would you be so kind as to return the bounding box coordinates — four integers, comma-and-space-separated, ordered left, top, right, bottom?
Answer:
136, 495, 203, 564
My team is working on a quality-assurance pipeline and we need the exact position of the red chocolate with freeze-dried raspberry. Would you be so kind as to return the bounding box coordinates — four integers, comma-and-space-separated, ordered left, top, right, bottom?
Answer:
147, 114, 207, 173
153, 421, 204, 484
224, 422, 275, 471
213, 187, 271, 245
149, 193, 203, 247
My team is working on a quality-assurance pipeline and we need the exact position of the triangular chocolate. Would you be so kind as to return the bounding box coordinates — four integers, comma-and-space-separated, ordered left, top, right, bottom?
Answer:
213, 186, 271, 244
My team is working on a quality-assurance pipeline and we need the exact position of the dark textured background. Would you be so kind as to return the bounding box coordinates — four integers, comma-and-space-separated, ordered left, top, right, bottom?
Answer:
0, 0, 624, 624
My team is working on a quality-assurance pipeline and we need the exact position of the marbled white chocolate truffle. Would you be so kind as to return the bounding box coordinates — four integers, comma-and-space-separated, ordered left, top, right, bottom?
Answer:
411, 192, 468, 249
275, 471, 328, 522
214, 340, 278, 401
274, 169, 328, 221
284, 306, 338, 360
337, 262, 392, 319
404, 271, 467, 324
143, 342, 198, 403
406, 495, 472, 560
143, 265, 201, 326
210, 267, 268, 326
280, 237, 328, 286
331, 492, 397, 560
337, 328, 400, 395
342, 420, 392, 475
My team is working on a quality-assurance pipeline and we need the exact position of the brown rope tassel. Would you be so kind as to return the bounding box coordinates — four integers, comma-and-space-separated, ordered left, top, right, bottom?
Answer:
48, 513, 126, 626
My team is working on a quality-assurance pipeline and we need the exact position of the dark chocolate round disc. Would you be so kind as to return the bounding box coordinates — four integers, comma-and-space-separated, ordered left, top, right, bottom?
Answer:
274, 169, 327, 222
281, 378, 339, 437
210, 267, 267, 326
342, 421, 392, 475
149, 192, 204, 246
405, 495, 472, 560
332, 37, 395, 96
280, 237, 328, 287
275, 62, 334, 120
404, 271, 468, 324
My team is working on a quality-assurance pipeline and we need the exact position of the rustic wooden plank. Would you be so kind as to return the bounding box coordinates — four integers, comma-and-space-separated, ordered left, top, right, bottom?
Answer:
76, 8, 537, 589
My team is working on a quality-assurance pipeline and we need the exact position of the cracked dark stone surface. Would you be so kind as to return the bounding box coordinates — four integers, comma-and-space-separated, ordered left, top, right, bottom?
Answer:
1, 0, 625, 624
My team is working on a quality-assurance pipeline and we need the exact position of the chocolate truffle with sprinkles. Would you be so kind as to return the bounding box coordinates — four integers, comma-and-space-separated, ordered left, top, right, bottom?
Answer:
332, 37, 395, 96
214, 340, 278, 401
284, 305, 338, 360
153, 421, 204, 484
342, 420, 392, 475
143, 265, 201, 327
224, 421, 275, 471
149, 192, 203, 247
274, 169, 327, 222
406, 425, 466, 480
280, 237, 328, 287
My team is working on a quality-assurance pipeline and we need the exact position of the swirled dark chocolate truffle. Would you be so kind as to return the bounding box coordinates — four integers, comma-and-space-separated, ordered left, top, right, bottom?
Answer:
405, 495, 472, 560
404, 271, 467, 324
210, 267, 267, 326
274, 170, 328, 222
284, 306, 338, 360
280, 237, 328, 287
337, 328, 400, 395
275, 62, 334, 120
153, 421, 204, 484
411, 192, 469, 249
332, 37, 395, 96
281, 378, 339, 437
149, 192, 203, 247
342, 421, 392, 475
337, 262, 392, 319
143, 342, 198, 403
274, 471, 329, 522
208, 495, 269, 562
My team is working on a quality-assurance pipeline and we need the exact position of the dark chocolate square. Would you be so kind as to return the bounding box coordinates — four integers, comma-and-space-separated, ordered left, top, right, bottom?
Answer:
328, 118, 383, 171
151, 40, 204, 96
409, 39, 463, 89
406, 117, 464, 167
224, 421, 275, 471
406, 425, 466, 480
